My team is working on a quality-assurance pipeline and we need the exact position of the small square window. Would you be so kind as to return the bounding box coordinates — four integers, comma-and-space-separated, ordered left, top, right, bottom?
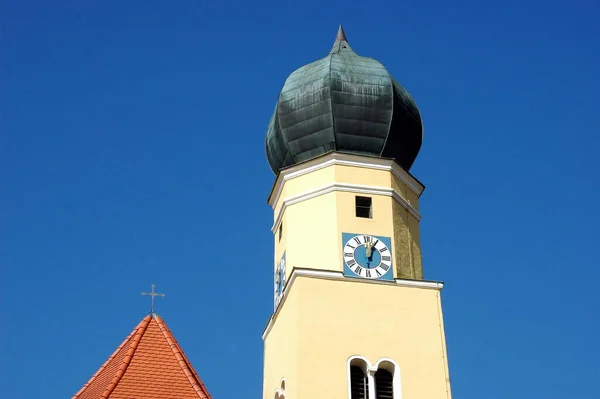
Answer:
278, 222, 283, 241
355, 196, 372, 219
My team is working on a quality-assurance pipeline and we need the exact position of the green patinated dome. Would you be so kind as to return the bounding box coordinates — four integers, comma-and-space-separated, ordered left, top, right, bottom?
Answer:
266, 26, 423, 174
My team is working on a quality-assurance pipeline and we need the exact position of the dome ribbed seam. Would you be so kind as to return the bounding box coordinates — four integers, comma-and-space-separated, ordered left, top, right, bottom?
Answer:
328, 53, 337, 152
380, 75, 395, 157
275, 94, 296, 166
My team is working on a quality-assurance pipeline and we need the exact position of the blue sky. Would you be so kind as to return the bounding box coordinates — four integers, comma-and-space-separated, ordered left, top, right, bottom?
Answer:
2, 0, 600, 398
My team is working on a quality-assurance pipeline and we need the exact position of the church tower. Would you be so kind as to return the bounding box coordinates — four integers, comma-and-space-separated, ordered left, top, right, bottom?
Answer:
262, 27, 452, 399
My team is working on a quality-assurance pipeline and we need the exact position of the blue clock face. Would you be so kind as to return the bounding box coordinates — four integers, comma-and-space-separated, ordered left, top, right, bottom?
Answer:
342, 233, 393, 280
274, 253, 286, 309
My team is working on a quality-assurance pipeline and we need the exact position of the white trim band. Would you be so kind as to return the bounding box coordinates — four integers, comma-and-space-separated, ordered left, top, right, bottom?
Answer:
268, 153, 425, 208
270, 182, 421, 233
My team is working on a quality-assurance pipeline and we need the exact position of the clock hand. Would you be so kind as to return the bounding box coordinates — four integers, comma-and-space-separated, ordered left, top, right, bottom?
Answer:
365, 242, 373, 258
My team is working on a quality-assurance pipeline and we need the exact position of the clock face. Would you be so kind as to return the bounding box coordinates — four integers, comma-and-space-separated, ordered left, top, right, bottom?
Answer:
342, 233, 393, 280
274, 253, 286, 309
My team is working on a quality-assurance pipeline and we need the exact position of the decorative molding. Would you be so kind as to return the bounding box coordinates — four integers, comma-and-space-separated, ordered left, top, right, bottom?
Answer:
262, 267, 444, 340
268, 152, 425, 208
394, 278, 443, 290
270, 182, 421, 233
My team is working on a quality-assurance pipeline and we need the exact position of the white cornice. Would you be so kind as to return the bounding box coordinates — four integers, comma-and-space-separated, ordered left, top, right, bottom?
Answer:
270, 182, 421, 233
262, 267, 444, 341
267, 153, 425, 208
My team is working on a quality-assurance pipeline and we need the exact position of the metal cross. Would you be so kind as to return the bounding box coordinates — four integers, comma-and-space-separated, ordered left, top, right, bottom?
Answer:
141, 284, 165, 313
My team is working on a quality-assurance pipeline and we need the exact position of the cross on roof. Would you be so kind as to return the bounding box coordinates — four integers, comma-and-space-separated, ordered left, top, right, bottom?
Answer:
141, 284, 165, 314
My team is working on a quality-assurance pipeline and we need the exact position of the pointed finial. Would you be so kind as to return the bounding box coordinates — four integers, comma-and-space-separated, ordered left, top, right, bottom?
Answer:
336, 25, 347, 42
330, 25, 352, 54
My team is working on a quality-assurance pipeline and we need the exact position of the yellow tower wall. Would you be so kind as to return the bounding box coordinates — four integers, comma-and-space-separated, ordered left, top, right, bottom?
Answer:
264, 153, 451, 399
262, 274, 452, 399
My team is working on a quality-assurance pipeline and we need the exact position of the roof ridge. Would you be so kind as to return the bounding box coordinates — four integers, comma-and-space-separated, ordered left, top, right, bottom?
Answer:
101, 315, 151, 398
71, 332, 134, 399
154, 315, 212, 399
72, 315, 152, 399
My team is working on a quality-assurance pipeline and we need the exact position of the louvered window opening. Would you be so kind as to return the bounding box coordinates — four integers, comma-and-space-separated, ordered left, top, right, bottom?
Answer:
350, 366, 369, 399
374, 369, 393, 399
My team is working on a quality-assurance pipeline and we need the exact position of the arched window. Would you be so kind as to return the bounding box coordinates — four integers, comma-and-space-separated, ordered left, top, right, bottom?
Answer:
374, 369, 393, 399
348, 357, 400, 399
274, 378, 286, 399
350, 365, 369, 399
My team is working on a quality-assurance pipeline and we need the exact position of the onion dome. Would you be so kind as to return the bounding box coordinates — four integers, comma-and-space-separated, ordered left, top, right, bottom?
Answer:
266, 26, 423, 174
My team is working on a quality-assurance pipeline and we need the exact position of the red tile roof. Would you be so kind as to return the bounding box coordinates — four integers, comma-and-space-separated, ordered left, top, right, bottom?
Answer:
73, 314, 212, 399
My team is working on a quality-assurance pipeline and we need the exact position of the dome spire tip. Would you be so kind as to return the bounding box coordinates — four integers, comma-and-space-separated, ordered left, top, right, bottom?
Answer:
336, 25, 348, 42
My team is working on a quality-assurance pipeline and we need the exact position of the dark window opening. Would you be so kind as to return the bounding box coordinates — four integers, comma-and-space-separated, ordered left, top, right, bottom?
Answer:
278, 223, 283, 241
356, 196, 372, 219
374, 369, 393, 399
350, 366, 369, 399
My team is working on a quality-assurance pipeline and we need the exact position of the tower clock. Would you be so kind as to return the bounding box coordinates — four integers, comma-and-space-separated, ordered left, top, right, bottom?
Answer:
342, 233, 394, 281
